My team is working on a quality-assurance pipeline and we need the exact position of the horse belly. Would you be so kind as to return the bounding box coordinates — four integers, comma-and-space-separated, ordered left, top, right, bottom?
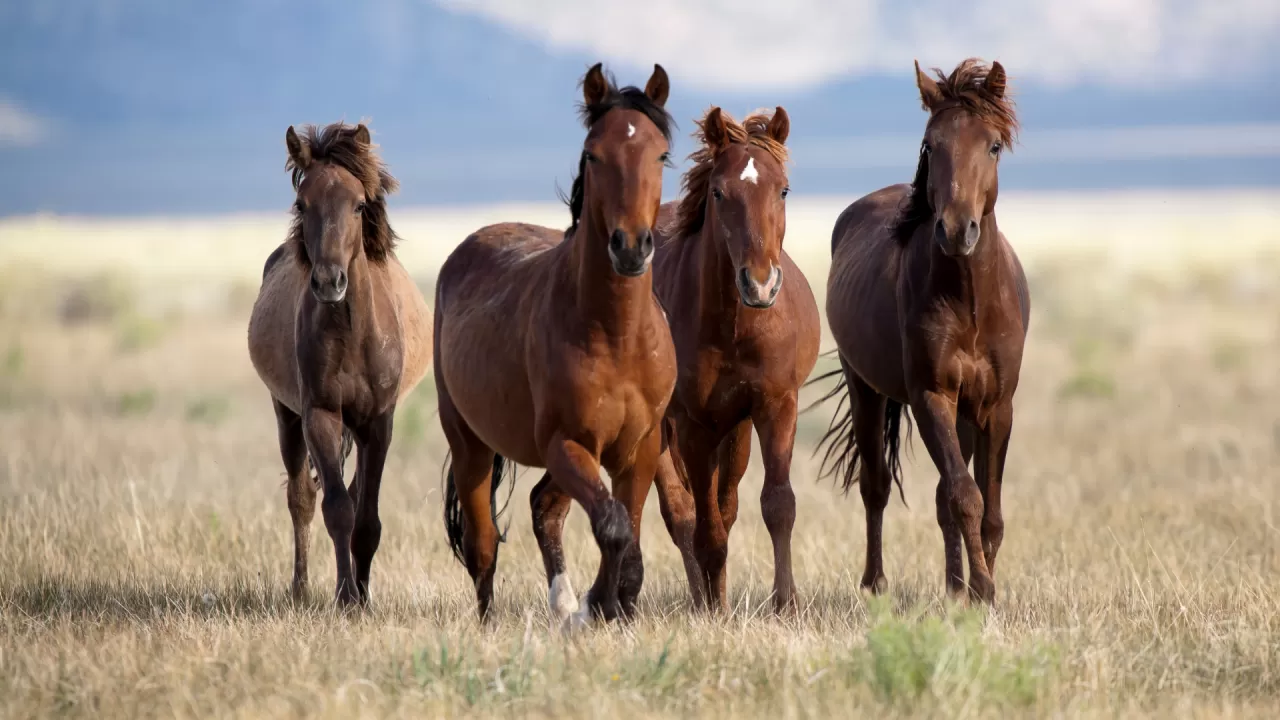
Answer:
247, 264, 306, 413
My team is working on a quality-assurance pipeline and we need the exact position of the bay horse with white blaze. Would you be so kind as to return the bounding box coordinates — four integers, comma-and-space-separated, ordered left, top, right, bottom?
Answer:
530, 107, 820, 614
437, 63, 677, 624
248, 122, 433, 605
817, 59, 1029, 603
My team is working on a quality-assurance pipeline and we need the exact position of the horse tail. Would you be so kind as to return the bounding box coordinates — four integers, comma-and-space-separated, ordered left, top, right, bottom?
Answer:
883, 399, 912, 506
443, 452, 514, 565
810, 370, 861, 494
807, 361, 912, 506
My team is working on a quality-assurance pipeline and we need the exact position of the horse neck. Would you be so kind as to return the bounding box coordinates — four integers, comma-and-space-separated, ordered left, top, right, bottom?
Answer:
924, 213, 1003, 328
312, 252, 378, 339
694, 219, 745, 332
569, 211, 653, 338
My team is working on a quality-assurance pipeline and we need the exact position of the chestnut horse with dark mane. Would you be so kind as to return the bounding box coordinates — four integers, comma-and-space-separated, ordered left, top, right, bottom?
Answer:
817, 59, 1029, 603
248, 122, 432, 605
437, 63, 677, 625
529, 107, 820, 614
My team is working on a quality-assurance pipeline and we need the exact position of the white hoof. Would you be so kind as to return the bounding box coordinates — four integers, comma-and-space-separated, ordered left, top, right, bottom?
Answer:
565, 596, 592, 633
549, 574, 580, 621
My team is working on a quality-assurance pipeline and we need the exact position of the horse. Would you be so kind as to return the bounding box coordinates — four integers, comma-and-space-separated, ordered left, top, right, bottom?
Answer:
436, 63, 677, 624
247, 122, 432, 606
529, 107, 820, 615
815, 58, 1029, 604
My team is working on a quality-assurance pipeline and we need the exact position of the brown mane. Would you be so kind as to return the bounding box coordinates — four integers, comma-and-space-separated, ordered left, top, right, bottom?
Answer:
670, 108, 790, 241
892, 58, 1018, 245
285, 122, 400, 265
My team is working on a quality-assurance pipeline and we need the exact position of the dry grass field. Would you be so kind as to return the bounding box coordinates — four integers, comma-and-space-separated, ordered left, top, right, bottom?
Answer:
1, 190, 1278, 718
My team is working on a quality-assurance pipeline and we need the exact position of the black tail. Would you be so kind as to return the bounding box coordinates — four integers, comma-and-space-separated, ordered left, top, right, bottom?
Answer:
443, 452, 515, 565
805, 365, 911, 506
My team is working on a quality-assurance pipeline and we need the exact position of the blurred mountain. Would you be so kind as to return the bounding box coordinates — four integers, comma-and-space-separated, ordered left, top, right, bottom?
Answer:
1, 1, 1277, 216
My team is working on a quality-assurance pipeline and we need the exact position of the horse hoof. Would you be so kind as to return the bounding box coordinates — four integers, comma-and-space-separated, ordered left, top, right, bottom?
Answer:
549, 574, 580, 622
859, 575, 888, 596
967, 575, 996, 605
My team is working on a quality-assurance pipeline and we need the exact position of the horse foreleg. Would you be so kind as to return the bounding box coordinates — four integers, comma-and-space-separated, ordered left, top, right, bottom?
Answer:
610, 427, 661, 619
753, 395, 799, 614
912, 389, 993, 604
303, 405, 358, 606
351, 410, 393, 605
975, 404, 1011, 587
937, 419, 976, 598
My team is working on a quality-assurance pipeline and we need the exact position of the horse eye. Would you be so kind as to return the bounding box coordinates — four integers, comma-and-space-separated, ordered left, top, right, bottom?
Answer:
583, 151, 598, 164
294, 200, 306, 213
659, 152, 673, 167
711, 187, 723, 201
922, 142, 932, 155
354, 201, 366, 215
990, 143, 1002, 156
781, 187, 790, 200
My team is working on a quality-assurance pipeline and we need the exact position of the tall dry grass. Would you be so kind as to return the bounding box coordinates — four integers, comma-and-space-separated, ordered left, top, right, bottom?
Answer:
1, 192, 1278, 718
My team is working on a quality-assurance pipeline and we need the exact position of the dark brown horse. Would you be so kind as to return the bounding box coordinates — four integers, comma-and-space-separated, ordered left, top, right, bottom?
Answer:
248, 122, 433, 605
436, 63, 677, 625
817, 59, 1029, 603
529, 107, 821, 614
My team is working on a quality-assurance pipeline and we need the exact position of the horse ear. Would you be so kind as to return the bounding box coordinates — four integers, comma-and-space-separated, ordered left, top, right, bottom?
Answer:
915, 60, 943, 112
354, 123, 371, 146
645, 64, 670, 108
583, 62, 608, 107
285, 126, 310, 168
767, 106, 790, 145
702, 107, 730, 151
984, 61, 1007, 98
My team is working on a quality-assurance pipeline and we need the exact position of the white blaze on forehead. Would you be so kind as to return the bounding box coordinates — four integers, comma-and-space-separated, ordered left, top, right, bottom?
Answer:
627, 123, 636, 138
739, 156, 759, 184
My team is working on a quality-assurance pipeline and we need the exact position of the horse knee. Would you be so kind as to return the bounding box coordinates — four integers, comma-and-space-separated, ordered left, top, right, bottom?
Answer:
320, 492, 354, 539
760, 482, 796, 536
982, 515, 1004, 547
947, 475, 984, 525
589, 498, 633, 557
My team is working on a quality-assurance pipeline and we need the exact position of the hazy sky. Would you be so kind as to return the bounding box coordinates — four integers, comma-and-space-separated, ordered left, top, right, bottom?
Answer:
1, 0, 1278, 215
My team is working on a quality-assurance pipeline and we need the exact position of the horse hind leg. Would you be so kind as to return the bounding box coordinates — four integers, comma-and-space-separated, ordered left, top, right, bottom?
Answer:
850, 375, 892, 595
274, 400, 315, 600
530, 472, 579, 621
653, 440, 703, 609
439, 387, 504, 621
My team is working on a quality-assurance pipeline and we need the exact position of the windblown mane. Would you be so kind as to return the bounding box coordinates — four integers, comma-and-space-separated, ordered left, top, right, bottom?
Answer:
670, 108, 790, 241
892, 58, 1019, 245
561, 72, 675, 238
286, 122, 400, 266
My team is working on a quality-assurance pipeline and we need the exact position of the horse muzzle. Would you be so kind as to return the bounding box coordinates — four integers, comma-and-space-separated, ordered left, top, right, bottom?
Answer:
737, 264, 783, 308
310, 264, 348, 303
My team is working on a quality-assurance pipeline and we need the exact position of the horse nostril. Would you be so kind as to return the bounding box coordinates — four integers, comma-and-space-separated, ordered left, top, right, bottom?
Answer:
334, 269, 348, 292
965, 219, 981, 245
609, 229, 627, 253
637, 229, 653, 255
